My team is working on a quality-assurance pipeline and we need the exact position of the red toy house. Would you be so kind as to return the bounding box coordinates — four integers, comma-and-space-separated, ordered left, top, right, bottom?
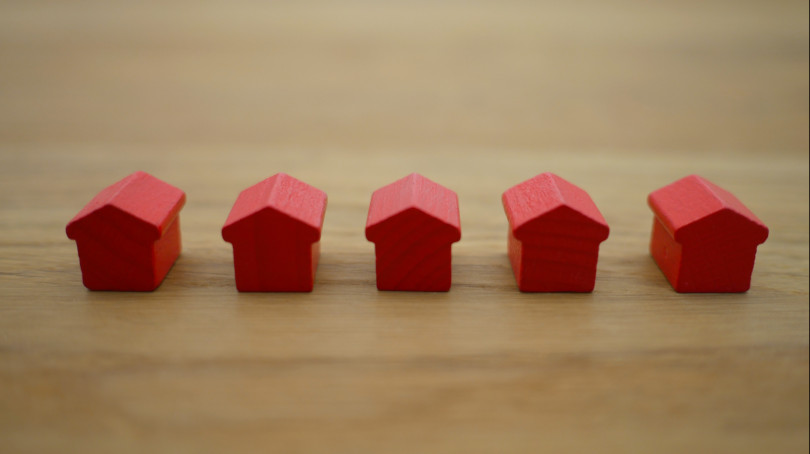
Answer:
222, 173, 327, 292
647, 174, 769, 292
66, 171, 186, 291
502, 173, 609, 292
365, 173, 461, 291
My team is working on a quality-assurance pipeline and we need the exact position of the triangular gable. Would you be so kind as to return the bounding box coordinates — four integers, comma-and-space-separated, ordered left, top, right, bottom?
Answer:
502, 173, 608, 241
648, 175, 768, 243
365, 206, 461, 244
365, 173, 460, 243
222, 173, 327, 243
66, 171, 185, 243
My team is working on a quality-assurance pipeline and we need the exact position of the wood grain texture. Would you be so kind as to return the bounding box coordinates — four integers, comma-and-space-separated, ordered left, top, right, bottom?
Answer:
0, 1, 808, 453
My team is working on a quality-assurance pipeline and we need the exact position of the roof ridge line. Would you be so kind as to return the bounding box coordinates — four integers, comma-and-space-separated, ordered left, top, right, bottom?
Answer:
265, 172, 285, 208
549, 173, 566, 206
409, 173, 421, 207
109, 171, 144, 202
693, 175, 731, 209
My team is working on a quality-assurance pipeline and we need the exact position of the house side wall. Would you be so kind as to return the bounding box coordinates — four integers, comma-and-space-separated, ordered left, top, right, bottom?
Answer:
152, 216, 182, 287
374, 242, 452, 291
72, 225, 157, 291
678, 243, 758, 292
651, 215, 759, 292
650, 217, 682, 290
516, 239, 601, 292
229, 219, 317, 292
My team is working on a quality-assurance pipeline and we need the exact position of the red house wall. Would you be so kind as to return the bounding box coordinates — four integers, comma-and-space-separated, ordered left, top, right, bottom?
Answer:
74, 218, 181, 291
508, 229, 601, 292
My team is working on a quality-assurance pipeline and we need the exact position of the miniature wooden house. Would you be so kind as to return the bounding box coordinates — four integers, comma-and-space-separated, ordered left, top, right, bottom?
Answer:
365, 173, 461, 291
502, 173, 609, 292
66, 171, 186, 291
222, 173, 327, 292
647, 175, 769, 292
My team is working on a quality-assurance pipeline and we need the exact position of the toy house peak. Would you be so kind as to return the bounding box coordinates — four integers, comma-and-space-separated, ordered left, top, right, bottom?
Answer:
648, 174, 768, 245
502, 172, 609, 243
365, 173, 461, 244
222, 173, 327, 244
66, 171, 185, 243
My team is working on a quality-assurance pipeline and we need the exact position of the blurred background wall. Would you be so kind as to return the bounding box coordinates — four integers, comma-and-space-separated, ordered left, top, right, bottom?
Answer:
0, 0, 807, 154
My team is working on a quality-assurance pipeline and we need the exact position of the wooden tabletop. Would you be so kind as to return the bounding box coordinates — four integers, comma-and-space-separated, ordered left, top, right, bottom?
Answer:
1, 1, 807, 453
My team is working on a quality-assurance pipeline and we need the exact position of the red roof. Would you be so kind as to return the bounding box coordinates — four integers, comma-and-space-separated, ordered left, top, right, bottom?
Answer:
66, 171, 185, 243
502, 173, 609, 242
222, 173, 327, 243
648, 175, 768, 244
365, 173, 461, 243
